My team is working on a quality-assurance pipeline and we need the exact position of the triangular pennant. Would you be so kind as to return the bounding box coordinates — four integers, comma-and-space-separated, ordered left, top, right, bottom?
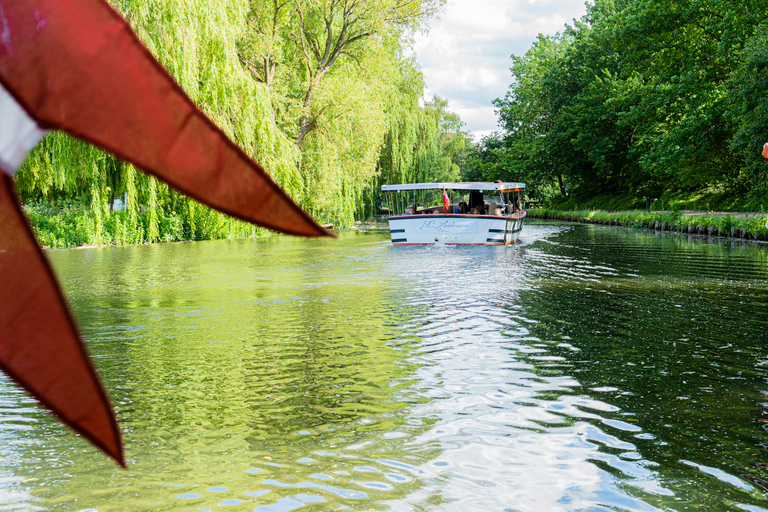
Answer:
0, 0, 333, 466
0, 0, 329, 237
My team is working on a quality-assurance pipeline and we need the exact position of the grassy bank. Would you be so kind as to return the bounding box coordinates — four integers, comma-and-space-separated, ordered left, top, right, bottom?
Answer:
546, 189, 767, 213
529, 208, 768, 241
24, 202, 267, 249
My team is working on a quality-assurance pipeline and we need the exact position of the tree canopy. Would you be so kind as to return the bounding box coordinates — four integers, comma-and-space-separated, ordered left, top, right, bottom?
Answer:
489, 0, 768, 208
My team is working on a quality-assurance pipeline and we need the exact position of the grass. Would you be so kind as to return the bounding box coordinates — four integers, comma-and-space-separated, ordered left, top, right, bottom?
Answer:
529, 208, 768, 239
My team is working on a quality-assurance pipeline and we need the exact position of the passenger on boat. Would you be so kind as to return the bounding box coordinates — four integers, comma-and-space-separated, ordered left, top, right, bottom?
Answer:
459, 202, 468, 214
406, 204, 416, 215
469, 191, 485, 214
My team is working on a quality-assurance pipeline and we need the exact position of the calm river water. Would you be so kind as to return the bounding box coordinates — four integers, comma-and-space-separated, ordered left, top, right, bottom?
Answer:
1, 221, 768, 511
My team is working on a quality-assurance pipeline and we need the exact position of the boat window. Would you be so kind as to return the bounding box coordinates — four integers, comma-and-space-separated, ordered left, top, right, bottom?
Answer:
469, 190, 483, 212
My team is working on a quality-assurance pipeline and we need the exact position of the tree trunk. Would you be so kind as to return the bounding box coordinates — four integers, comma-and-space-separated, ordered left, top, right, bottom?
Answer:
557, 173, 566, 196
296, 82, 315, 147
264, 55, 276, 88
296, 71, 325, 147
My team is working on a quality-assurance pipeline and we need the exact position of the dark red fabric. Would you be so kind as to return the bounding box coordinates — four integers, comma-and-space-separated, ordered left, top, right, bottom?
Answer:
0, 0, 330, 238
0, 175, 124, 466
0, 0, 334, 467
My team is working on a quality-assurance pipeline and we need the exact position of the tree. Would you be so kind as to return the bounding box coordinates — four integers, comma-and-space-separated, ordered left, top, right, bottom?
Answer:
494, 34, 572, 198
15, 0, 461, 244
288, 0, 442, 146
493, 0, 768, 206
729, 20, 768, 198
238, 1, 291, 89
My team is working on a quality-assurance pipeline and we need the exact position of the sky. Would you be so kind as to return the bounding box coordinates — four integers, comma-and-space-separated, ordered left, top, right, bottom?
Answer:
413, 0, 588, 141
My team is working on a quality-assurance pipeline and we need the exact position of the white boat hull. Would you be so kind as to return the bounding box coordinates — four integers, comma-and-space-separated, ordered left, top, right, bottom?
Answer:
387, 213, 526, 245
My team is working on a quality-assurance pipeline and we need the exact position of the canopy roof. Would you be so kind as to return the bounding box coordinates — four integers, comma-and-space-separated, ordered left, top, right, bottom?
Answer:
381, 182, 525, 193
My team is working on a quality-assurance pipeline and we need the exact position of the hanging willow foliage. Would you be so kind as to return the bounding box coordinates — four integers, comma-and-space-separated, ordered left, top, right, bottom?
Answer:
16, 0, 297, 247
15, 0, 464, 247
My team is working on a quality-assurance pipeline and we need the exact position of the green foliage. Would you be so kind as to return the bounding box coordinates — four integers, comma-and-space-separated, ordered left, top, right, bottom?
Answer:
729, 20, 768, 198
22, 199, 263, 249
372, 93, 472, 215
379, 95, 469, 183
14, 0, 457, 246
238, 0, 450, 222
494, 0, 768, 206
547, 193, 643, 212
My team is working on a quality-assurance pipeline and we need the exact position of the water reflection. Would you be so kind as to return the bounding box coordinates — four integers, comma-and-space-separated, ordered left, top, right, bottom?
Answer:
376, 232, 670, 510
514, 223, 768, 510
0, 222, 766, 510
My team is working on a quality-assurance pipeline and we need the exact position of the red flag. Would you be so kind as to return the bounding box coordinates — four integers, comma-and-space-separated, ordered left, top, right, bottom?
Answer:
762, 143, 768, 162
0, 0, 332, 467
443, 189, 450, 214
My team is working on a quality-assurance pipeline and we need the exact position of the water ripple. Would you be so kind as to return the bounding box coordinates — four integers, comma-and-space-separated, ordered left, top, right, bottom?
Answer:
0, 225, 765, 510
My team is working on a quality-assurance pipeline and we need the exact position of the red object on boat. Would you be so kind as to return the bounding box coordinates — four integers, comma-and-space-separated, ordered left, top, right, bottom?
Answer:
762, 143, 768, 162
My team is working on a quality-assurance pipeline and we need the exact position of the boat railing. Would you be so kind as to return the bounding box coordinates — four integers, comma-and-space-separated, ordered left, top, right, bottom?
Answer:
389, 207, 527, 219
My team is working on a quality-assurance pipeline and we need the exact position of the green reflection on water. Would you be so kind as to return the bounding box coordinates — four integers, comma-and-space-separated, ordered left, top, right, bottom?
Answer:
1, 224, 768, 511
7, 233, 437, 510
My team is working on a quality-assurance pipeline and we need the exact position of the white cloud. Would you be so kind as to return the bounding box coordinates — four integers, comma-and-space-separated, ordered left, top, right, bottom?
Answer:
415, 0, 580, 46
426, 66, 502, 93
470, 130, 496, 142
414, 0, 587, 138
451, 103, 499, 132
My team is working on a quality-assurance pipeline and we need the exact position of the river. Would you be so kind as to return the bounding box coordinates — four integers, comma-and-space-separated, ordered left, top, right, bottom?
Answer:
1, 220, 767, 511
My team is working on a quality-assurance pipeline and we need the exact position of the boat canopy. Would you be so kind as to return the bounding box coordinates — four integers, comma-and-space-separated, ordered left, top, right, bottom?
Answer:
381, 182, 525, 193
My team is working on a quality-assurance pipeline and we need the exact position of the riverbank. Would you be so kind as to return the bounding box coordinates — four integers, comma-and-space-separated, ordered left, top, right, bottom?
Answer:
528, 208, 768, 241
26, 202, 386, 250
24, 202, 270, 249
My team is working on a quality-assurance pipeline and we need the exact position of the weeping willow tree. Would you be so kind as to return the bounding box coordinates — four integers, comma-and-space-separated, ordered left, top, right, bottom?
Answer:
375, 93, 470, 210
238, 0, 450, 225
16, 0, 298, 247
15, 0, 460, 247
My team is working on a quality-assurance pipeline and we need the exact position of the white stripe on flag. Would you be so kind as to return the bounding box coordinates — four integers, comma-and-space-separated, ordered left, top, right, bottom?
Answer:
0, 83, 48, 176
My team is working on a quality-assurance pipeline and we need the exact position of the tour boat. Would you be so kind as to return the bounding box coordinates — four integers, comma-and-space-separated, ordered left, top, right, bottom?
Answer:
380, 182, 526, 245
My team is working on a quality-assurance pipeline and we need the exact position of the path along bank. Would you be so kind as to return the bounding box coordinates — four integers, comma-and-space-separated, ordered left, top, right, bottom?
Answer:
528, 209, 768, 241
